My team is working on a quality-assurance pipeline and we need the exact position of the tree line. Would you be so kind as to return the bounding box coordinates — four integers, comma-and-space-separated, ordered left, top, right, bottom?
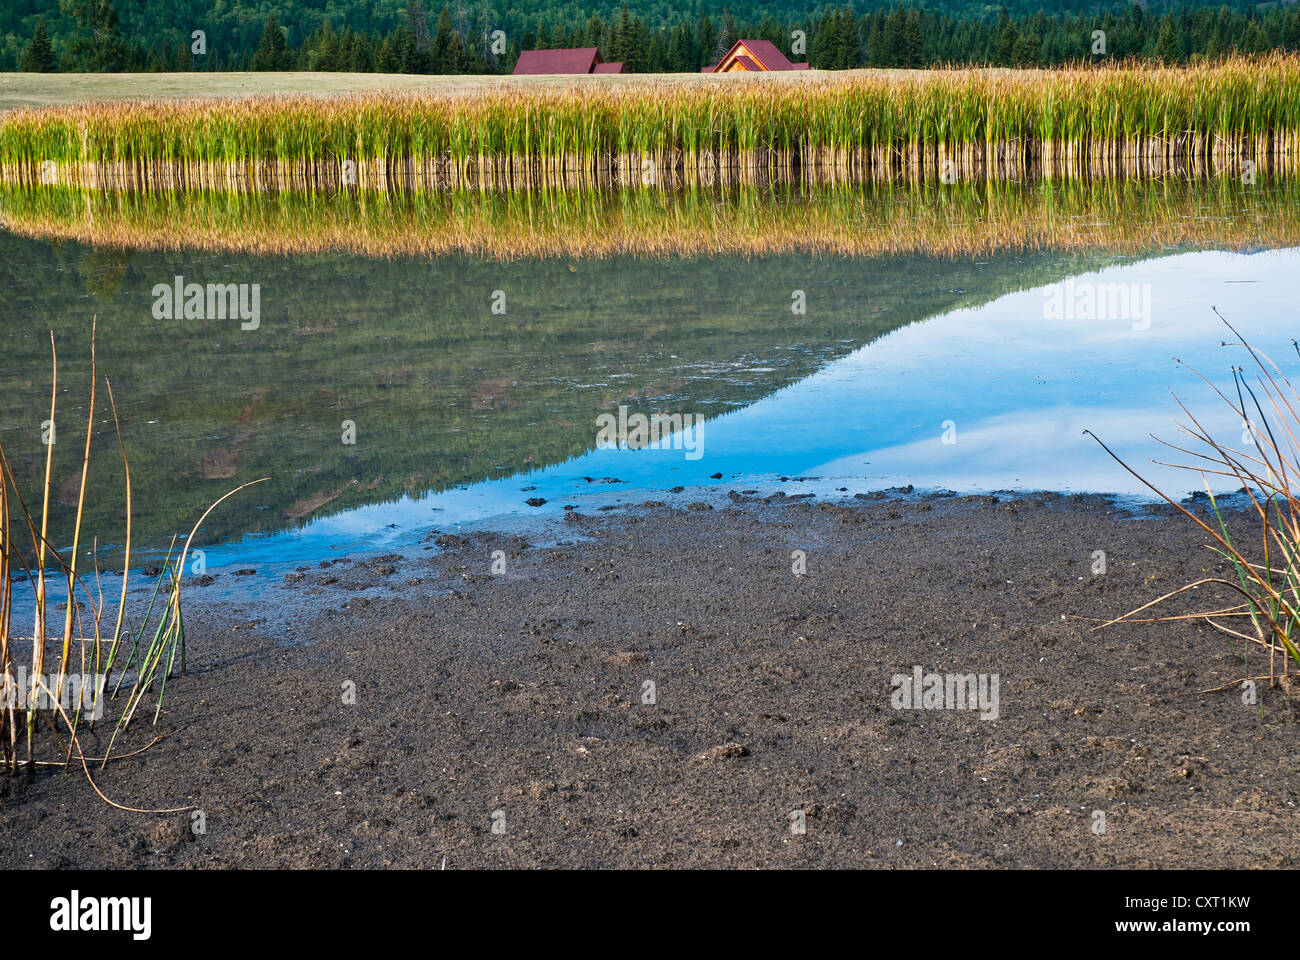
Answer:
9, 0, 1300, 74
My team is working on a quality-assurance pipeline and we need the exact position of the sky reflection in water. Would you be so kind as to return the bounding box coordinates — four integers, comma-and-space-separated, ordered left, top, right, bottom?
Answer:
199, 247, 1295, 577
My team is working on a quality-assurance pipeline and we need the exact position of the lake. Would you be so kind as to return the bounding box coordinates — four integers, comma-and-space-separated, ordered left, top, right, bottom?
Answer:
1, 175, 1295, 585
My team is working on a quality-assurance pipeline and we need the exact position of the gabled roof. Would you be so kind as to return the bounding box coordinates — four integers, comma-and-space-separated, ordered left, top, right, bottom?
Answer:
738, 39, 797, 70
733, 55, 761, 71
702, 39, 810, 73
592, 61, 624, 74
513, 47, 600, 75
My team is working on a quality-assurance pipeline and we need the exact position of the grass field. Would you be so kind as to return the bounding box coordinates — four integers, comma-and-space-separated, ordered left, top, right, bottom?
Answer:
0, 70, 828, 113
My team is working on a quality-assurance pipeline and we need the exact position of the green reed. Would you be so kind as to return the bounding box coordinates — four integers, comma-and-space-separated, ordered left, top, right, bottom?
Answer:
1089, 318, 1300, 690
1, 57, 1297, 173
0, 329, 263, 807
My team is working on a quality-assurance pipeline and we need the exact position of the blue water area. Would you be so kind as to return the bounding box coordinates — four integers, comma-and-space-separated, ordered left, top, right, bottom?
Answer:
188, 246, 1294, 584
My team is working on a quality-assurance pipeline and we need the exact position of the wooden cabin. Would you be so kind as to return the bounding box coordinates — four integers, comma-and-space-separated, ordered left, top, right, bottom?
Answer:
701, 39, 810, 73
513, 47, 624, 75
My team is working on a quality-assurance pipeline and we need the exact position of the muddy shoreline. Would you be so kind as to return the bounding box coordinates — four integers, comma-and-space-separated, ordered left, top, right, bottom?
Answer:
2, 491, 1295, 868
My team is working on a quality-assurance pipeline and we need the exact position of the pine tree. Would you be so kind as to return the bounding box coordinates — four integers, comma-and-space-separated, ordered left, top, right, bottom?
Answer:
66, 0, 128, 71
584, 15, 604, 50
433, 8, 454, 71
169, 40, 191, 70
444, 31, 470, 73
865, 13, 885, 66
1242, 20, 1266, 55
637, 16, 653, 69
252, 15, 288, 70
19, 18, 58, 72
697, 16, 717, 69
839, 8, 863, 68
612, 5, 634, 66
349, 33, 375, 71
667, 23, 693, 71
903, 10, 922, 67
881, 8, 906, 68
377, 35, 399, 72
1155, 18, 1179, 62
406, 0, 432, 71
1012, 29, 1040, 66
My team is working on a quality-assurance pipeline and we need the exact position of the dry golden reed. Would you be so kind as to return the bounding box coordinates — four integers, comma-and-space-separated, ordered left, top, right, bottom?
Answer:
3, 175, 1297, 261
1, 56, 1298, 188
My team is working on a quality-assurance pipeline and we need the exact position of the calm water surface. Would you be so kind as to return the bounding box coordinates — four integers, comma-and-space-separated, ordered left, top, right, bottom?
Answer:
0, 181, 1295, 593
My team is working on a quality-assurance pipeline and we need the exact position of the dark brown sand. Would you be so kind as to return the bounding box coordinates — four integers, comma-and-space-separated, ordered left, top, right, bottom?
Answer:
2, 492, 1296, 868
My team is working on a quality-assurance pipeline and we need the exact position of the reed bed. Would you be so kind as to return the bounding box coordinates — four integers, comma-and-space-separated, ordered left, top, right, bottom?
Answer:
1, 56, 1298, 190
0, 328, 260, 804
3, 175, 1298, 261
1088, 317, 1300, 692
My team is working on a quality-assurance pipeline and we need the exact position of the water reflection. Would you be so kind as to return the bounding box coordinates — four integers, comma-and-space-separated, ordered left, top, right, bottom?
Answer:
0, 178, 1293, 578
3, 175, 1297, 259
191, 247, 1298, 580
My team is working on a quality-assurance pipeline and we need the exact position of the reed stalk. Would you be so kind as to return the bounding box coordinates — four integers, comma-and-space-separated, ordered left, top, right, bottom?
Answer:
1088, 315, 1300, 689
2, 56, 1298, 187
0, 330, 265, 806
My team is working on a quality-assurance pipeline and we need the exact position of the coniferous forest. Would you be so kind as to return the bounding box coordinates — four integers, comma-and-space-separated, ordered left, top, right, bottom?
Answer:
5, 0, 1300, 75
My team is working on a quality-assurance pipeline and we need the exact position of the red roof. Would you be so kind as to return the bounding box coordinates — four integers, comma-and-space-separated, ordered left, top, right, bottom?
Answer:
736, 39, 800, 70
513, 47, 600, 75
592, 62, 623, 74
703, 39, 809, 73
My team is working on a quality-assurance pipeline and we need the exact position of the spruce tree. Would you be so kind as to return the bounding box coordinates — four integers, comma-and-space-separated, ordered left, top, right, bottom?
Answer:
19, 18, 58, 72
585, 15, 604, 50
697, 16, 717, 68
377, 35, 399, 72
1155, 18, 1179, 62
66, 0, 128, 71
433, 8, 454, 71
252, 15, 288, 70
613, 5, 634, 66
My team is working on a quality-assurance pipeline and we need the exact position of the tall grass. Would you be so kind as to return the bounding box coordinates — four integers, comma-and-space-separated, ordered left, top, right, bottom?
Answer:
0, 327, 262, 807
1, 56, 1297, 187
2, 174, 1297, 261
1088, 316, 1300, 691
